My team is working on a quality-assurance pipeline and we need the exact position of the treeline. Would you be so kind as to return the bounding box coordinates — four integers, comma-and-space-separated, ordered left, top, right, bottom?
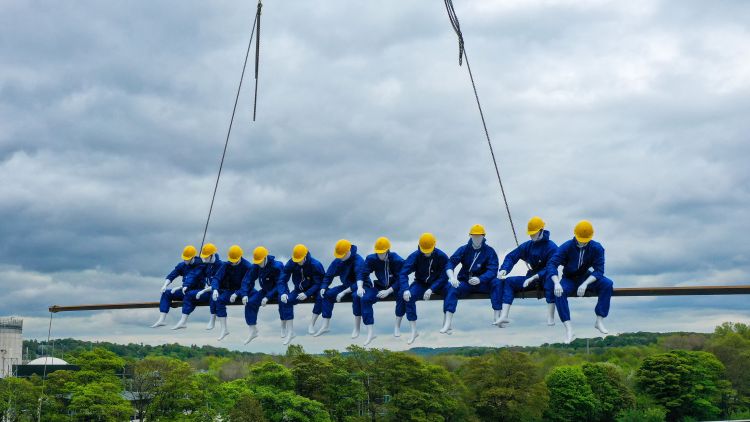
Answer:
3, 323, 749, 421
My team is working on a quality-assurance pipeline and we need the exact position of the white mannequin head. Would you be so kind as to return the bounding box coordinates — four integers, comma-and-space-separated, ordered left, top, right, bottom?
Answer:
470, 235, 484, 249
377, 252, 388, 261
230, 259, 240, 266
531, 230, 544, 242
297, 257, 306, 266
203, 255, 215, 264
576, 240, 589, 248
260, 257, 267, 268
422, 251, 432, 257
342, 251, 351, 261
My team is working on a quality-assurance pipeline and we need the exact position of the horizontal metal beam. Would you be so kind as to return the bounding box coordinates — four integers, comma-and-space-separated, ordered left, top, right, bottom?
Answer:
48, 285, 750, 313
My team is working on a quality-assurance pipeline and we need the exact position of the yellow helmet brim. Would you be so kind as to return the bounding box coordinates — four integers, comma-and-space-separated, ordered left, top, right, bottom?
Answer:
292, 255, 305, 263
228, 256, 241, 264
182, 255, 193, 261
419, 246, 435, 254
527, 228, 542, 236
374, 247, 388, 254
575, 234, 593, 243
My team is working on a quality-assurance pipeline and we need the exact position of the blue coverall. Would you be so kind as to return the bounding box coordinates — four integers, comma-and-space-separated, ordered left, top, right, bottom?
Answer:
210, 257, 253, 318
399, 248, 453, 321
357, 251, 405, 325
499, 230, 558, 305
159, 258, 204, 313
239, 255, 284, 325
320, 245, 365, 319
182, 254, 222, 315
545, 238, 613, 322
277, 253, 325, 321
445, 238, 500, 312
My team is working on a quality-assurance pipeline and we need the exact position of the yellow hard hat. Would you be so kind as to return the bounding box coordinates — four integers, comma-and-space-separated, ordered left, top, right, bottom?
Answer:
374, 237, 391, 254
574, 220, 594, 243
292, 244, 308, 263
469, 224, 486, 235
181, 245, 197, 261
527, 217, 545, 236
419, 233, 436, 254
252, 246, 269, 265
227, 245, 243, 263
334, 239, 352, 259
200, 243, 218, 259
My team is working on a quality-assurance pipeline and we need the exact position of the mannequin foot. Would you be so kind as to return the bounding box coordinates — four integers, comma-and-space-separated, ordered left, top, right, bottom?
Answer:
307, 324, 317, 335
595, 317, 609, 334
205, 315, 216, 330
283, 332, 296, 345
563, 321, 576, 344
546, 304, 556, 326
244, 327, 259, 344
171, 315, 188, 330
407, 331, 419, 345
364, 335, 377, 346
351, 328, 360, 339
217, 329, 230, 341
314, 327, 330, 337
150, 313, 167, 328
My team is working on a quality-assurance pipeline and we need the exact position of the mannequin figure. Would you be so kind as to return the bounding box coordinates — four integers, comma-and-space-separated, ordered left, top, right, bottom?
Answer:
210, 245, 252, 341
547, 220, 614, 343
355, 237, 405, 346
277, 244, 324, 345
150, 245, 203, 327
315, 239, 365, 338
442, 224, 499, 334
172, 243, 221, 330
495, 216, 558, 327
400, 233, 455, 344
239, 246, 284, 344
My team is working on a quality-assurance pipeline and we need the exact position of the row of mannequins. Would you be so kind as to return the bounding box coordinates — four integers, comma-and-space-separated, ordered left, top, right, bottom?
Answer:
150, 218, 614, 346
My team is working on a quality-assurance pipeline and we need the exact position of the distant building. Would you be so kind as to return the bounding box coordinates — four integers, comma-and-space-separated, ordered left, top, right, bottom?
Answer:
14, 356, 80, 378
0, 317, 23, 378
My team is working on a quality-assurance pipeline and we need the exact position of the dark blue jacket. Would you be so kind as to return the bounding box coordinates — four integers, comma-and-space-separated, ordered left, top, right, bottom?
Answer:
449, 239, 499, 283
278, 253, 325, 297
322, 245, 365, 290
545, 238, 606, 281
200, 253, 223, 287
165, 259, 205, 290
360, 252, 405, 290
211, 257, 252, 292
500, 230, 558, 280
399, 248, 453, 292
240, 255, 284, 299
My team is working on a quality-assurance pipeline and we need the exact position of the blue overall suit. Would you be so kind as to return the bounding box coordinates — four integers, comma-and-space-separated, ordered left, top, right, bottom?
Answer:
239, 256, 284, 325
399, 248, 453, 321
320, 245, 365, 319
545, 238, 613, 322
182, 254, 222, 315
159, 258, 204, 313
210, 257, 253, 318
445, 238, 500, 312
277, 253, 324, 321
499, 230, 558, 305
357, 251, 405, 325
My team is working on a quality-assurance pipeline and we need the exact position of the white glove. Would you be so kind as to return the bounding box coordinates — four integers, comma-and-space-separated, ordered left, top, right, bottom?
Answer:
468, 277, 480, 286
161, 280, 171, 293
577, 283, 588, 297
356, 280, 364, 298
423, 289, 433, 301
261, 297, 268, 307
296, 292, 307, 301
196, 289, 204, 299
281, 294, 288, 303
230, 293, 237, 303
377, 287, 393, 299
242, 296, 248, 305
552, 276, 563, 297
212, 290, 219, 301
320, 288, 326, 298
336, 288, 351, 302
523, 274, 539, 288
172, 286, 183, 294
498, 270, 508, 279
403, 290, 411, 302
447, 270, 459, 288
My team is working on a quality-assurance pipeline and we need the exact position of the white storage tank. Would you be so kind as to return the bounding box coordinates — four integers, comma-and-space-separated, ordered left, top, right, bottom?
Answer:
0, 317, 23, 378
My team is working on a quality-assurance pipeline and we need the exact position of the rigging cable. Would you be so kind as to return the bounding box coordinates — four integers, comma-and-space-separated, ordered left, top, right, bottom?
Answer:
199, 1, 261, 251
36, 312, 54, 422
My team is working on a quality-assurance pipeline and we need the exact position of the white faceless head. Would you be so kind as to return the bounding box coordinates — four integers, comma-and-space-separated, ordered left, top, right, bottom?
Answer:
230, 259, 240, 266
423, 251, 432, 257
297, 257, 306, 266
531, 230, 544, 242
260, 257, 267, 268
342, 251, 351, 261
576, 240, 589, 248
377, 252, 388, 261
203, 255, 215, 264
470, 235, 484, 249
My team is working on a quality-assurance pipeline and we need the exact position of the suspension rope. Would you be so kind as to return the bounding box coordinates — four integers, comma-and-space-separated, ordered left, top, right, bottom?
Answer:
199, 4, 260, 251
37, 312, 54, 421
442, 0, 521, 247
253, 1, 262, 121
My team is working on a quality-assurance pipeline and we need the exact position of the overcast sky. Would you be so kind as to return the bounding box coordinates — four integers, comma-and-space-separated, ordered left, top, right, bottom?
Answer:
1, 0, 749, 354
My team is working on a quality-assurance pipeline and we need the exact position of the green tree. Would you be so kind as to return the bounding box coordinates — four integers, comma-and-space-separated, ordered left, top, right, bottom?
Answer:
67, 381, 132, 421
706, 322, 750, 410
292, 351, 365, 421
545, 366, 599, 422
615, 407, 667, 422
0, 377, 41, 422
247, 361, 295, 391
582, 362, 635, 421
133, 356, 201, 420
636, 350, 733, 421
459, 350, 548, 421
229, 394, 267, 421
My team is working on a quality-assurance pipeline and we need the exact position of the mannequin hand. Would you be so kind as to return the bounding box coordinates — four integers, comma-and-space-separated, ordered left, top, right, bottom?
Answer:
403, 290, 411, 302
356, 287, 365, 298
212, 290, 219, 301
320, 288, 326, 298
377, 287, 393, 299
336, 291, 346, 302
281, 294, 288, 303
172, 286, 182, 294
242, 296, 248, 305
554, 282, 563, 297
449, 277, 459, 288
230, 293, 237, 303
261, 297, 268, 307
523, 274, 539, 288
161, 280, 170, 293
423, 289, 433, 301
196, 290, 204, 299
468, 277, 480, 286
498, 270, 508, 279
577, 283, 588, 297
296, 292, 307, 301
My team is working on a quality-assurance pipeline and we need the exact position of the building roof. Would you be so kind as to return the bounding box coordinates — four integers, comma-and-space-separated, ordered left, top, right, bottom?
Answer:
27, 357, 69, 366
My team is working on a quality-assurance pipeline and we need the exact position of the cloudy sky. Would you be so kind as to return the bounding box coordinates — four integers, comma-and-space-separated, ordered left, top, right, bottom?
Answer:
1, 0, 749, 354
